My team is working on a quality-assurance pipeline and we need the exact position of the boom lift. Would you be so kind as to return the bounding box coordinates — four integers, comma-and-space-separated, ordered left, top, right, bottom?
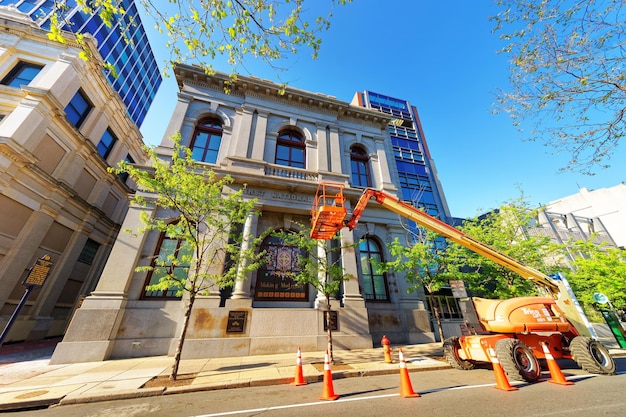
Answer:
310, 182, 616, 382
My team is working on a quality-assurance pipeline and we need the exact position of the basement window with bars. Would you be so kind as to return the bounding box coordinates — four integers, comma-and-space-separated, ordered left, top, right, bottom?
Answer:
426, 293, 462, 319
77, 239, 100, 265
141, 225, 190, 299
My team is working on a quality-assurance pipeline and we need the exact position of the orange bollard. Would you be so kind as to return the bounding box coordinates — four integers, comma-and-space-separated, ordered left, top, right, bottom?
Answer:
398, 348, 420, 398
487, 347, 518, 391
292, 346, 307, 386
319, 350, 340, 401
540, 341, 573, 385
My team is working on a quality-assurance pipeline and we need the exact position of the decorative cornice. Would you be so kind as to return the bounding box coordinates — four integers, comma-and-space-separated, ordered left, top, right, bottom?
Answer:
174, 64, 393, 129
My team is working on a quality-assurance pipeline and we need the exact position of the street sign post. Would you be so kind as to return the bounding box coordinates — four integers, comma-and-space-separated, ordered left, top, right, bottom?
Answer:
593, 292, 626, 349
0, 255, 53, 346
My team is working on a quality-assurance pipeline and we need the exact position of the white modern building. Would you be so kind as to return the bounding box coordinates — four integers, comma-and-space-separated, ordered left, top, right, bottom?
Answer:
530, 184, 626, 253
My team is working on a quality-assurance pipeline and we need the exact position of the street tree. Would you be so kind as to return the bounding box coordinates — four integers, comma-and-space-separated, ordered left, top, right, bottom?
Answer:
272, 227, 353, 363
491, 0, 626, 174
110, 134, 264, 380
450, 196, 563, 298
49, 0, 352, 80
563, 239, 626, 319
380, 230, 457, 343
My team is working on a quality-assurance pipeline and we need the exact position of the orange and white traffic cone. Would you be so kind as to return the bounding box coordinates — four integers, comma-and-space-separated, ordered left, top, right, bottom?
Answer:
398, 348, 420, 398
319, 350, 339, 401
292, 346, 307, 386
540, 341, 573, 386
487, 347, 518, 391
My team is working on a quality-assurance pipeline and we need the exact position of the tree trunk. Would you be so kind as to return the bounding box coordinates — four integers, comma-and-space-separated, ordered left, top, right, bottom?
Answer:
326, 294, 334, 364
433, 304, 445, 344
170, 293, 195, 381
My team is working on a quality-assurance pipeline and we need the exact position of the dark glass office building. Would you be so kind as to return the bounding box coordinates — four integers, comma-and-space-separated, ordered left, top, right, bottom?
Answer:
353, 90, 451, 223
0, 0, 161, 126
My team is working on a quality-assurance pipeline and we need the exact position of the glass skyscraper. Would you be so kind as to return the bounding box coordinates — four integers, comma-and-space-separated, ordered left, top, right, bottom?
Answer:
353, 90, 451, 223
0, 0, 161, 126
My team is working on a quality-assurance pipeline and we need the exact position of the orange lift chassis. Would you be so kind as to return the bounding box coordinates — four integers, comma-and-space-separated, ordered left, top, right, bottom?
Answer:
310, 182, 616, 382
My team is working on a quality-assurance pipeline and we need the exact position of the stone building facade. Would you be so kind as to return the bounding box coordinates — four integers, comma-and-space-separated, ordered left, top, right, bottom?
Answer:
52, 65, 436, 363
0, 0, 162, 126
0, 9, 146, 342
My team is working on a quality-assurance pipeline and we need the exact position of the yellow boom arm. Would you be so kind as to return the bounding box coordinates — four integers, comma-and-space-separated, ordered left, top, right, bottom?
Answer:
347, 189, 561, 295
310, 183, 595, 337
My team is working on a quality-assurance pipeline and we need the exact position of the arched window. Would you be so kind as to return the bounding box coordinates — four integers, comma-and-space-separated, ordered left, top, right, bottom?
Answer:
254, 233, 308, 301
190, 117, 223, 164
359, 237, 389, 301
350, 145, 371, 187
275, 129, 305, 168
141, 225, 191, 299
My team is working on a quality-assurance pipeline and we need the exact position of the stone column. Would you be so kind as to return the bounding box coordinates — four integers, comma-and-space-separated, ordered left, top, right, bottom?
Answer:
314, 240, 328, 309
340, 228, 365, 308
0, 207, 56, 308
373, 136, 396, 191
315, 124, 328, 172
328, 126, 342, 172
159, 93, 192, 147
250, 111, 268, 161
50, 197, 156, 364
230, 106, 254, 158
387, 226, 425, 309
229, 209, 260, 306
26, 226, 91, 340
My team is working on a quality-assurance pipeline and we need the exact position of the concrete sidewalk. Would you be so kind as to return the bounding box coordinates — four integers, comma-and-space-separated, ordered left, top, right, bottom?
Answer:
0, 340, 448, 411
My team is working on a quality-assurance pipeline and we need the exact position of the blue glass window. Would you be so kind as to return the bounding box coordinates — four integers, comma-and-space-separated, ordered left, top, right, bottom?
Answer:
359, 238, 389, 302
190, 118, 223, 164
368, 91, 408, 111
118, 154, 134, 183
38, 0, 54, 15
16, 0, 38, 13
64, 90, 92, 128
97, 128, 117, 159
67, 10, 86, 31
1, 62, 43, 88
141, 225, 190, 299
350, 145, 371, 188
275, 130, 305, 168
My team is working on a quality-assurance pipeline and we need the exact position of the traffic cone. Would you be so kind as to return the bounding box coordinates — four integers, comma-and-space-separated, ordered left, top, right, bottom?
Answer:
540, 342, 573, 385
319, 350, 339, 401
487, 347, 518, 391
398, 348, 420, 398
292, 346, 307, 386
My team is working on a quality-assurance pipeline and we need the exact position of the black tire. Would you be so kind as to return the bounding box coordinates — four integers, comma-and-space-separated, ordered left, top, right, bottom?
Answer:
495, 338, 541, 383
570, 336, 616, 375
443, 336, 475, 370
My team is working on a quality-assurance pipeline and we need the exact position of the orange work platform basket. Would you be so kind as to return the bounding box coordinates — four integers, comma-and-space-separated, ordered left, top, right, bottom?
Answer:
310, 182, 347, 239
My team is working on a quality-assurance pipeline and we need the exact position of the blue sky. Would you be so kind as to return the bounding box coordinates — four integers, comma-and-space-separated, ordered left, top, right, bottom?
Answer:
138, 1, 625, 219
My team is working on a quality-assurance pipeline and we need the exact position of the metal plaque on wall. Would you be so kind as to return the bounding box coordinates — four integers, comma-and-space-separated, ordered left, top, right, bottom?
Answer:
323, 310, 338, 331
226, 311, 247, 333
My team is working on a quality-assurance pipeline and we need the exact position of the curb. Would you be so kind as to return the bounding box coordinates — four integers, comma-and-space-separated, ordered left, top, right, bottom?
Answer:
1, 351, 622, 412
59, 387, 166, 406
0, 362, 449, 411
0, 397, 62, 412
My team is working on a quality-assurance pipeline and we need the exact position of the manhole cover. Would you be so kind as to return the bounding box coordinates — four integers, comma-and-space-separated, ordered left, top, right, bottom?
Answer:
15, 390, 49, 399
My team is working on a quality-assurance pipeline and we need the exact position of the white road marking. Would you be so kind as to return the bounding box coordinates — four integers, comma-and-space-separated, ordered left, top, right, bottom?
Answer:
194, 393, 400, 417
194, 371, 625, 417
